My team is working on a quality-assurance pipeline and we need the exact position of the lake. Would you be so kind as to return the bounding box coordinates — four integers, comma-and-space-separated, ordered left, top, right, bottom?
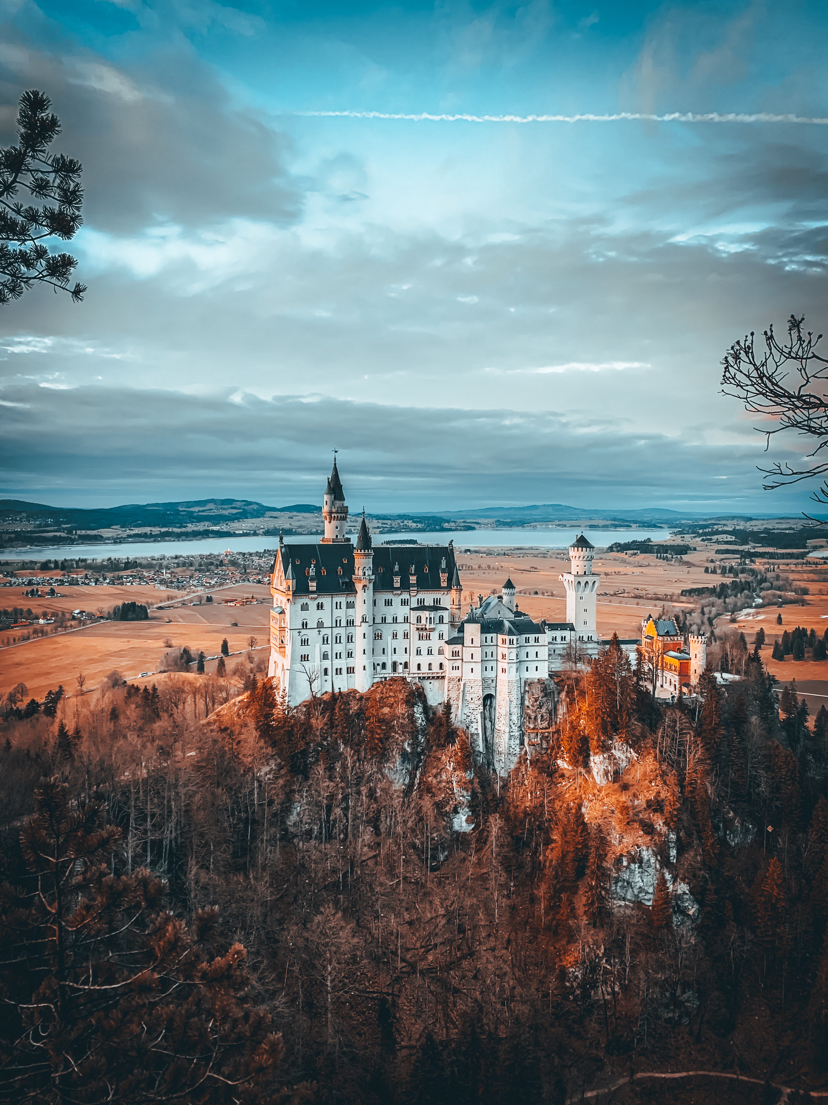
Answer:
0, 528, 673, 562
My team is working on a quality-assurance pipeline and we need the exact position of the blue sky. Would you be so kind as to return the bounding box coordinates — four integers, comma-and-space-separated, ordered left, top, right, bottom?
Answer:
1, 0, 827, 514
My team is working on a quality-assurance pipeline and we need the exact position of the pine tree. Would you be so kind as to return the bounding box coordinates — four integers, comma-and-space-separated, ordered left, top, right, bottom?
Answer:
221, 637, 230, 656
0, 781, 283, 1103
696, 672, 723, 760
196, 650, 205, 674
54, 719, 74, 762
772, 639, 784, 661
755, 856, 790, 974
216, 655, 226, 677
584, 826, 608, 927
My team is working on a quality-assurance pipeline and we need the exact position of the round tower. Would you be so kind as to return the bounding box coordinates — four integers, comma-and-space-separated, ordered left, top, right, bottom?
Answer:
322, 456, 349, 543
560, 534, 599, 643
450, 561, 463, 628
501, 578, 516, 614
353, 514, 374, 693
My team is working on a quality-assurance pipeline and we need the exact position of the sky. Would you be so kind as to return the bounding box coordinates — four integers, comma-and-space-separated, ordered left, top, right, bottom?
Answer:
1, 0, 827, 515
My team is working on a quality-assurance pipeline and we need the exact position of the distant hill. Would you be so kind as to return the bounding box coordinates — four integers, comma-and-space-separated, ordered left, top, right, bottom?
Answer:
0, 498, 318, 531
403, 503, 742, 525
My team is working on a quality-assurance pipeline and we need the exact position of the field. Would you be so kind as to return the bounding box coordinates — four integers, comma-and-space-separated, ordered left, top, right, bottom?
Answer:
0, 582, 271, 701
6, 543, 828, 709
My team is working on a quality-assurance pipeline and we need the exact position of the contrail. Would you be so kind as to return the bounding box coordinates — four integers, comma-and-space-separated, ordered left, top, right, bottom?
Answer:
297, 109, 828, 125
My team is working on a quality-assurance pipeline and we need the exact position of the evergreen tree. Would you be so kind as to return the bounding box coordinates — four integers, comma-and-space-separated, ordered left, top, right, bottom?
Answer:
196, 650, 205, 674
777, 612, 783, 625
221, 637, 230, 656
781, 630, 792, 655
754, 626, 766, 649
216, 655, 226, 677
696, 672, 723, 760
793, 633, 806, 661
772, 639, 784, 661
584, 826, 609, 926
54, 719, 74, 762
755, 857, 790, 974
0, 782, 283, 1103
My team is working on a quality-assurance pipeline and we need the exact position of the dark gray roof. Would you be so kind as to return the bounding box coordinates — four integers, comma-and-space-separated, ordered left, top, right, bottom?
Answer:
329, 458, 345, 502
466, 615, 546, 637
451, 563, 461, 589
356, 515, 372, 551
503, 577, 515, 590
544, 621, 575, 631
272, 541, 459, 596
325, 475, 333, 495
571, 533, 594, 549
652, 618, 680, 636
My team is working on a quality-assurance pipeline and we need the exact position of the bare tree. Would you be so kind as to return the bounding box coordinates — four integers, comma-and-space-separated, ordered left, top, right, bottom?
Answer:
722, 314, 828, 505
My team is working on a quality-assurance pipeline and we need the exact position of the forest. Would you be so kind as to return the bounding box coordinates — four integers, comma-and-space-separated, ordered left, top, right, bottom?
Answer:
1, 638, 827, 1104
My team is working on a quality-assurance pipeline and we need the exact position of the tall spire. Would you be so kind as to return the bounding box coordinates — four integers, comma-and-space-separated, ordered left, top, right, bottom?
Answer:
356, 512, 372, 552
329, 455, 345, 502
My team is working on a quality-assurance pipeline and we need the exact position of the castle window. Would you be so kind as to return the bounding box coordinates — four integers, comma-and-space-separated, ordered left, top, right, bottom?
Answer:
427, 647, 432, 655
438, 633, 444, 640
347, 633, 354, 642
321, 569, 326, 575
403, 631, 409, 639
374, 631, 382, 640
347, 618, 354, 626
335, 634, 342, 644
322, 634, 329, 644
385, 598, 393, 606
338, 568, 342, 575
392, 631, 398, 640
301, 637, 309, 646
381, 662, 386, 670
439, 662, 443, 670
317, 602, 324, 610
392, 614, 398, 623
335, 618, 342, 628
438, 614, 444, 623
428, 662, 432, 670
317, 619, 324, 628
403, 662, 408, 670
336, 601, 342, 608
322, 651, 329, 660
336, 667, 342, 675
301, 620, 308, 629
416, 663, 421, 671
346, 600, 355, 608
401, 598, 409, 606
416, 615, 422, 624
301, 653, 309, 661
424, 566, 429, 572
416, 647, 422, 655
323, 667, 328, 675
381, 616, 386, 623
301, 603, 309, 611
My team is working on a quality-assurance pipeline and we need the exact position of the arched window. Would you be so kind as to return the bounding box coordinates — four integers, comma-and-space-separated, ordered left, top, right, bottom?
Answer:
316, 619, 324, 628
381, 662, 386, 670
322, 634, 329, 644
416, 663, 421, 671
416, 615, 422, 624
317, 602, 324, 610
322, 651, 329, 660
427, 662, 432, 671
300, 603, 309, 611
301, 620, 308, 629
438, 614, 444, 623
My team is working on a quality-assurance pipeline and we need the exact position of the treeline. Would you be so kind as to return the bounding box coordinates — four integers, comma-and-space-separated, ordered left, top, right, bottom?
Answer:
608, 540, 693, 555
110, 600, 149, 621
772, 625, 828, 661
1, 644, 828, 1102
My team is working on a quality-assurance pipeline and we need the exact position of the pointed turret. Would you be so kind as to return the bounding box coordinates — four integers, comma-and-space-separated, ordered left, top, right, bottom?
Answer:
502, 577, 516, 613
322, 455, 349, 542
329, 457, 345, 502
356, 513, 372, 551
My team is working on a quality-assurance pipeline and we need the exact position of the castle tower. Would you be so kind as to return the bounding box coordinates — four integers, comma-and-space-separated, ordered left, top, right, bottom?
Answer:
689, 634, 707, 686
322, 456, 349, 543
450, 562, 463, 628
560, 534, 599, 643
502, 578, 516, 614
353, 514, 374, 693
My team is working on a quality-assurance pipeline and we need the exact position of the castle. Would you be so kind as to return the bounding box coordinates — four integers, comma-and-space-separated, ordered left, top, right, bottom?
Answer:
268, 461, 703, 771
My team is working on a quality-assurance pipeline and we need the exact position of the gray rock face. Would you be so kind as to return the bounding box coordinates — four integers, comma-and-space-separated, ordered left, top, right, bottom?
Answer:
523, 678, 557, 732
590, 740, 637, 786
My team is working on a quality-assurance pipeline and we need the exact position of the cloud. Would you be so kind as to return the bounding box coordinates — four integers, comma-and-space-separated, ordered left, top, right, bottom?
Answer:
0, 381, 808, 512
0, 32, 303, 235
